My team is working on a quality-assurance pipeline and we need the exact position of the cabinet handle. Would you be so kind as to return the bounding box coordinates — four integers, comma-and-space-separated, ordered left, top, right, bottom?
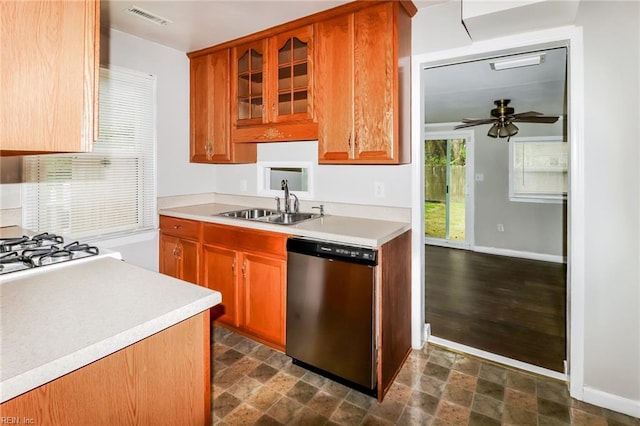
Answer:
205, 142, 213, 160
173, 225, 181, 230
231, 258, 236, 276
173, 244, 181, 259
272, 100, 276, 116
242, 260, 247, 278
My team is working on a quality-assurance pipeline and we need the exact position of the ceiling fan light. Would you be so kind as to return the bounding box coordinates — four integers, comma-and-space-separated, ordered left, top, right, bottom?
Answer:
490, 54, 545, 71
498, 125, 511, 138
487, 124, 499, 138
505, 122, 519, 136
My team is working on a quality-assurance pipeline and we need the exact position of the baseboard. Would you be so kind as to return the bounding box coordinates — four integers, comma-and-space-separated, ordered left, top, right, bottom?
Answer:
427, 336, 567, 381
474, 245, 566, 263
582, 386, 640, 419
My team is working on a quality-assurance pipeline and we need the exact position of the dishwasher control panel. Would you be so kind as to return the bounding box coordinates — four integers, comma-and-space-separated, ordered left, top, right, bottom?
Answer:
288, 238, 377, 266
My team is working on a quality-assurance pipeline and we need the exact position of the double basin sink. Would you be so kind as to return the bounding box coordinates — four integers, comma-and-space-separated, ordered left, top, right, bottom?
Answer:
219, 208, 321, 226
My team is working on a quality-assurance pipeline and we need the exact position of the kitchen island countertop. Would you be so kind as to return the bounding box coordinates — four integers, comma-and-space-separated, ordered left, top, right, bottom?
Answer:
159, 202, 411, 248
0, 257, 221, 403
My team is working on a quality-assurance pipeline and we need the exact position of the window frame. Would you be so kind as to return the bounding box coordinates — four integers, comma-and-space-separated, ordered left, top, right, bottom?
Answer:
22, 65, 157, 240
509, 135, 568, 204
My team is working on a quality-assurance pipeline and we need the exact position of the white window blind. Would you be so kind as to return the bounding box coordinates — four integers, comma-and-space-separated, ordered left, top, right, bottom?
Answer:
23, 66, 156, 239
509, 136, 568, 203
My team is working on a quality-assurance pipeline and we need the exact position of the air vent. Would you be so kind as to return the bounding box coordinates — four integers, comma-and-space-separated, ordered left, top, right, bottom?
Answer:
125, 6, 173, 26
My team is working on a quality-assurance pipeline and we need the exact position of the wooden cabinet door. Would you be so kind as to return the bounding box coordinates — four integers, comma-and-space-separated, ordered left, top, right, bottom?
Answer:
159, 234, 200, 284
159, 234, 181, 279
242, 253, 286, 347
203, 245, 241, 327
232, 40, 267, 128
190, 50, 256, 164
315, 14, 355, 162
353, 3, 396, 162
0, 0, 98, 154
179, 238, 200, 284
269, 26, 313, 124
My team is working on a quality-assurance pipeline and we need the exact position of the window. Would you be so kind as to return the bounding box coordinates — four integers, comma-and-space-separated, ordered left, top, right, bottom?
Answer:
509, 136, 567, 203
23, 66, 156, 239
257, 162, 313, 199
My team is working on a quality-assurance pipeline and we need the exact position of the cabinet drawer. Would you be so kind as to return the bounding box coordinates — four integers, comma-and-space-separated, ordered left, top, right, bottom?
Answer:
160, 216, 201, 239
203, 223, 287, 258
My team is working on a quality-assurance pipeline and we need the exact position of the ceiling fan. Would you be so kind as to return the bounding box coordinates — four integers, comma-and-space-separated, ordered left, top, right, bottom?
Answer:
454, 99, 559, 140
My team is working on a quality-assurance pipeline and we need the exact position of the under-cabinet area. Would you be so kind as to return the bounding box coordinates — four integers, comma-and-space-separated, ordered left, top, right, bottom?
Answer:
185, 0, 416, 164
158, 204, 411, 401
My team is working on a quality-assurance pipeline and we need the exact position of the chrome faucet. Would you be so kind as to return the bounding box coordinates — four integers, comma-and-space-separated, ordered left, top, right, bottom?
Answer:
281, 179, 299, 213
281, 179, 291, 213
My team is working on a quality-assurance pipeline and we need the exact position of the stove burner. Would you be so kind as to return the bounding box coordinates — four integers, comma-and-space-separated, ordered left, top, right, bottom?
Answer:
0, 251, 33, 271
0, 236, 29, 253
33, 232, 64, 244
64, 241, 99, 255
0, 233, 101, 275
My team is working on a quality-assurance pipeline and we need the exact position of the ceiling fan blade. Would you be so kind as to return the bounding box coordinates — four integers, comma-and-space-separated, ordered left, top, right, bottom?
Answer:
454, 120, 495, 129
513, 115, 559, 123
512, 111, 543, 118
455, 118, 495, 127
460, 118, 493, 123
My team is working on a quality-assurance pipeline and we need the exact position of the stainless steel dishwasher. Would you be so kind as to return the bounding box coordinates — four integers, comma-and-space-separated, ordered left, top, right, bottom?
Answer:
286, 237, 378, 396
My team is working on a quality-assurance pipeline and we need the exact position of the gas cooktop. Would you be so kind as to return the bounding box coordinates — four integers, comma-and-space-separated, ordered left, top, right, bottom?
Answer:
0, 227, 112, 278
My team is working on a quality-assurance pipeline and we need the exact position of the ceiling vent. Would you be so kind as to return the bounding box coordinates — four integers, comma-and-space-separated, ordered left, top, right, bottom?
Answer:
125, 6, 173, 26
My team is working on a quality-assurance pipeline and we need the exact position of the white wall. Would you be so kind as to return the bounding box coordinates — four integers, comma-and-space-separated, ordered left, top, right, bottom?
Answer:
413, 0, 640, 416
575, 0, 640, 409
101, 29, 216, 197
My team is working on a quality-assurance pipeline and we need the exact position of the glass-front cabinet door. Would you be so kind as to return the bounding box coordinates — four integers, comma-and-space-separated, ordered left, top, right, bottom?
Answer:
233, 40, 265, 126
231, 26, 316, 142
271, 26, 312, 122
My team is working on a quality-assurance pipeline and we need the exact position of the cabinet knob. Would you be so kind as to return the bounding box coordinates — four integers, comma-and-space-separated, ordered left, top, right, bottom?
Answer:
173, 225, 181, 229
231, 258, 236, 276
242, 260, 247, 278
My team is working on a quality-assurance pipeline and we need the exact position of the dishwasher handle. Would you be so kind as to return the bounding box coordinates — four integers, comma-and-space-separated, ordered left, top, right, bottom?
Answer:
287, 238, 377, 266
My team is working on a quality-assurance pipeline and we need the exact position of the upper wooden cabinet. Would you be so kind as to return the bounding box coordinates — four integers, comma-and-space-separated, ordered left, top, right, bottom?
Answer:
316, 2, 412, 164
231, 26, 317, 143
189, 50, 256, 164
0, 0, 100, 155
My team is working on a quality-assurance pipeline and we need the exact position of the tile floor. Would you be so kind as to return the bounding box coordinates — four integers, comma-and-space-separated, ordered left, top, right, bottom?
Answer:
212, 326, 639, 425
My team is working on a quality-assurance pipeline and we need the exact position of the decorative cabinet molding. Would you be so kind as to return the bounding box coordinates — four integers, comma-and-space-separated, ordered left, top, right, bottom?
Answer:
189, 49, 256, 164
0, 0, 100, 155
316, 2, 412, 164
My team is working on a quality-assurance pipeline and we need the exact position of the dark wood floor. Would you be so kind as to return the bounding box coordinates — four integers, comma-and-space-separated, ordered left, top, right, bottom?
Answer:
425, 245, 567, 372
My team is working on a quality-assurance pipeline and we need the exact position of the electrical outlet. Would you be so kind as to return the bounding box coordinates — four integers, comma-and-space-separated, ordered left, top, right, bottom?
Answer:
240, 179, 247, 192
498, 224, 505, 232
374, 181, 385, 198
475, 173, 485, 182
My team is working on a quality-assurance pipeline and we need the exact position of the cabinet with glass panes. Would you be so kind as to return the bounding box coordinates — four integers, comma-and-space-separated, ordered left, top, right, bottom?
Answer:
231, 26, 317, 143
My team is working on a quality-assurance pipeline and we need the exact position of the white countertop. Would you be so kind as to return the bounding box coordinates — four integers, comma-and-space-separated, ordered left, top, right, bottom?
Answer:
159, 203, 411, 248
0, 257, 221, 403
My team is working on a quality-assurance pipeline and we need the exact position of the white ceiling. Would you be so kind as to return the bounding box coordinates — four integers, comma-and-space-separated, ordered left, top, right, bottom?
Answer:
424, 47, 567, 124
101, 0, 567, 126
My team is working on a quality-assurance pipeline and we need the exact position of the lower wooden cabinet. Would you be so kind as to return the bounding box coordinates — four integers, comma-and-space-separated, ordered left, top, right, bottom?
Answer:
159, 216, 201, 285
202, 223, 287, 349
0, 312, 211, 425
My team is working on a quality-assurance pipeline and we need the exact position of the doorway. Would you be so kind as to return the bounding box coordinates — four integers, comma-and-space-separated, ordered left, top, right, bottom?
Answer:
420, 47, 569, 376
424, 133, 473, 248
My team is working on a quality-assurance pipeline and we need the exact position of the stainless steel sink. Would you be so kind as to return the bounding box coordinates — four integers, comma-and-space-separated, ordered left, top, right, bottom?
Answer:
219, 208, 279, 219
218, 208, 321, 225
262, 212, 320, 225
